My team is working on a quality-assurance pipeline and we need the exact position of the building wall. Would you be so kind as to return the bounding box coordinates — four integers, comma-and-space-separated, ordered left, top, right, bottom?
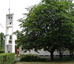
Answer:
19, 46, 70, 56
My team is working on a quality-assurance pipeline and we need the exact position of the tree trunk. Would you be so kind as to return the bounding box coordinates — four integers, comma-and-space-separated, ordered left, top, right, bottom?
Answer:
50, 49, 54, 61
70, 50, 73, 58
59, 51, 63, 58
45, 48, 54, 61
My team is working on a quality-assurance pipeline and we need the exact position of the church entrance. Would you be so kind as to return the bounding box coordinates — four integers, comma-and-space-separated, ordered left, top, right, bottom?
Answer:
15, 47, 19, 54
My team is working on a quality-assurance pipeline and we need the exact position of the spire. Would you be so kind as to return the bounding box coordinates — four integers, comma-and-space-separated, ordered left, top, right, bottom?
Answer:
8, 8, 10, 14
8, 0, 10, 14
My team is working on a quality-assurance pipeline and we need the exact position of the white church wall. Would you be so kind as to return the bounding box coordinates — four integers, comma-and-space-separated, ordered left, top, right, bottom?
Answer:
54, 50, 59, 55
19, 46, 70, 57
8, 45, 12, 53
38, 49, 50, 55
63, 50, 70, 55
5, 14, 15, 53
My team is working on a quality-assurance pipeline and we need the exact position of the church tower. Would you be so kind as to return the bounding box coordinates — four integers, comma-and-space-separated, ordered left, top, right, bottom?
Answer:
5, 0, 15, 53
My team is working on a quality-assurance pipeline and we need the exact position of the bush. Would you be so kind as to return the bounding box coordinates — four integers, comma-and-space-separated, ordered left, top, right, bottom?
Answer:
0, 49, 5, 53
0, 51, 4, 53
54, 57, 74, 61
20, 54, 46, 62
0, 53, 15, 64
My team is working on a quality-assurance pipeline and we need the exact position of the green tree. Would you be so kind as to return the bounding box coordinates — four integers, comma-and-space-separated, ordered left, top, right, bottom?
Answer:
9, 35, 12, 39
0, 32, 5, 51
14, 0, 74, 60
66, 10, 74, 58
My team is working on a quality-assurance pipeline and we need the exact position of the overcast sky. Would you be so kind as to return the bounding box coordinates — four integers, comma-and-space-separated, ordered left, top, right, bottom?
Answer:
0, 0, 41, 34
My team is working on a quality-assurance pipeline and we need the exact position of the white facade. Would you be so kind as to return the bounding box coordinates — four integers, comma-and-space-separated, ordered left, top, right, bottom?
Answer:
5, 14, 15, 53
19, 46, 70, 56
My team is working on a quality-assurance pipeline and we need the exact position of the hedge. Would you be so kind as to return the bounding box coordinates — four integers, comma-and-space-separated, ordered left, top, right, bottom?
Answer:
0, 53, 15, 64
54, 57, 74, 61
20, 54, 46, 62
0, 49, 5, 53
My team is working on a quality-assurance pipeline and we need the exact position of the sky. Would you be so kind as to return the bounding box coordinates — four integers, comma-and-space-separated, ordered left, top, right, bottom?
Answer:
0, 0, 74, 34
0, 0, 41, 34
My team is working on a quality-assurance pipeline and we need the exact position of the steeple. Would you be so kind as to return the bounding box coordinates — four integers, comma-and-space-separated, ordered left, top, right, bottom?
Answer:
8, 0, 10, 14
5, 0, 15, 53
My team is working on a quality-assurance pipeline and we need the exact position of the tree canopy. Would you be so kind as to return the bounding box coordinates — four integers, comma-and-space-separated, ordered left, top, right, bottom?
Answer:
14, 0, 74, 60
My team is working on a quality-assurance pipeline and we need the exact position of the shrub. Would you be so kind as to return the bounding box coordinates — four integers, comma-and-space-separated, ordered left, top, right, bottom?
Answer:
20, 54, 46, 62
0, 49, 5, 53
0, 51, 4, 53
0, 53, 15, 64
54, 57, 74, 61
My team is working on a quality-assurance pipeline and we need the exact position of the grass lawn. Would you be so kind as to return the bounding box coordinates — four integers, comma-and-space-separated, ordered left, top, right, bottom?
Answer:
15, 61, 74, 64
